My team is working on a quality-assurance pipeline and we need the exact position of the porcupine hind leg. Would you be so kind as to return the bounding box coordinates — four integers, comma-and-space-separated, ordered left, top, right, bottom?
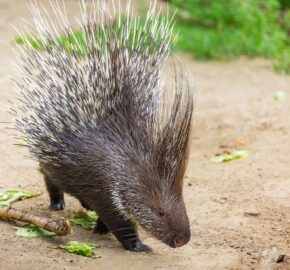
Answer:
79, 199, 109, 235
100, 211, 152, 252
44, 174, 65, 211
94, 219, 110, 234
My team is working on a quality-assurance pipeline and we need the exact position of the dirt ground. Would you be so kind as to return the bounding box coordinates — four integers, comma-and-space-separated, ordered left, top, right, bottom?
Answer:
1, 1, 290, 270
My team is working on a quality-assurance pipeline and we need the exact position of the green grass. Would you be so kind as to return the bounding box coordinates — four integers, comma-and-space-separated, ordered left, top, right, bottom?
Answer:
171, 0, 290, 73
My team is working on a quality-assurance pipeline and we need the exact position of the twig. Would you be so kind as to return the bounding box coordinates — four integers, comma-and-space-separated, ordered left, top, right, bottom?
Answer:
0, 205, 71, 236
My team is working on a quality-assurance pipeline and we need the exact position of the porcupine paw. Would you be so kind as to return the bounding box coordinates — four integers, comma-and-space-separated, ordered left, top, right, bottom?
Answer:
93, 219, 109, 235
122, 239, 152, 253
49, 198, 65, 211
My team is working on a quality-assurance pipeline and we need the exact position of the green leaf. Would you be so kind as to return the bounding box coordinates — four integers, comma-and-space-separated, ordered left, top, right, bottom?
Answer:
69, 211, 98, 230
59, 241, 101, 258
212, 150, 250, 163
15, 224, 56, 237
0, 189, 42, 207
274, 91, 286, 102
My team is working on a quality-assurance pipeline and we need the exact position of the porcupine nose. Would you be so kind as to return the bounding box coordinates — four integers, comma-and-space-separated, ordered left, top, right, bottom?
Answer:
171, 232, 190, 248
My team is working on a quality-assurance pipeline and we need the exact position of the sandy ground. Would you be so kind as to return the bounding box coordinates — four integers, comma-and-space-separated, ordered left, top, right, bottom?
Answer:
1, 1, 290, 270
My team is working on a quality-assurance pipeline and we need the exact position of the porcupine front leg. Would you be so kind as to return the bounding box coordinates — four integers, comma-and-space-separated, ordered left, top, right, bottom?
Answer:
99, 210, 152, 252
44, 174, 65, 211
80, 196, 151, 251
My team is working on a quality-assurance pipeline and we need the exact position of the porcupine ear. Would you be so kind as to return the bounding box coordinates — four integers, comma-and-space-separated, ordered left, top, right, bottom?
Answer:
154, 62, 194, 192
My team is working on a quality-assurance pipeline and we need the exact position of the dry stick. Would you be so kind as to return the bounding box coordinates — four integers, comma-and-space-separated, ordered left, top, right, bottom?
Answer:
0, 205, 71, 236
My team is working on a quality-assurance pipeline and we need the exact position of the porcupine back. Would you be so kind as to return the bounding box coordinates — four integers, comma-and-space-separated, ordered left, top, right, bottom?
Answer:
12, 1, 193, 189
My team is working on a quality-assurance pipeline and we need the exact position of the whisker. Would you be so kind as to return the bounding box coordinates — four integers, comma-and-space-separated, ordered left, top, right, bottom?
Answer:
119, 233, 138, 238
122, 237, 138, 244
109, 227, 133, 233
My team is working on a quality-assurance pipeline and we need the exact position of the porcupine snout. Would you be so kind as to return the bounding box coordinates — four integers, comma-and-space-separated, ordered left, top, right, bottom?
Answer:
166, 214, 191, 248
158, 198, 191, 248
169, 230, 191, 248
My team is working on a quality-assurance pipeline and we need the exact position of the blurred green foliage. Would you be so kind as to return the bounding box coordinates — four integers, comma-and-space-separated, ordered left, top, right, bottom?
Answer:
15, 1, 290, 73
171, 0, 290, 73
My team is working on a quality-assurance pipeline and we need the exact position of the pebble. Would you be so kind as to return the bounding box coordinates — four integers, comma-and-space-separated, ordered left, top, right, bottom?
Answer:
244, 210, 260, 217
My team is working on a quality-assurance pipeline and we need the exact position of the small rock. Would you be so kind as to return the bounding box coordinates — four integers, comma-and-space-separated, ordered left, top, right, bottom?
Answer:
261, 247, 285, 264
220, 144, 230, 149
244, 210, 260, 217
276, 254, 285, 263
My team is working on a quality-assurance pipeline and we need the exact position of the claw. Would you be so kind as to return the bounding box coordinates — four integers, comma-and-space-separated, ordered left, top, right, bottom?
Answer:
122, 239, 152, 253
49, 199, 65, 211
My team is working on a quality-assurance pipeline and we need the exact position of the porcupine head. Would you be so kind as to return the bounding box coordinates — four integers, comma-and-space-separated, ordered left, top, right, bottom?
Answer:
12, 0, 194, 250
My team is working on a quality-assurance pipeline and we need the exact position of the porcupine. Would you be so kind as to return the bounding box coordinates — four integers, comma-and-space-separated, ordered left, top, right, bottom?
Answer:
12, 1, 194, 252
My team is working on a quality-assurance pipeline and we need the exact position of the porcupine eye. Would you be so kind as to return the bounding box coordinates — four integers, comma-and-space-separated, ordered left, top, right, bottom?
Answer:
159, 210, 165, 217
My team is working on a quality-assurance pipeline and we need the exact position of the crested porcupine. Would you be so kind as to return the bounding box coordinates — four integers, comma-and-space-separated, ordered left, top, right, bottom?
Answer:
12, 1, 194, 252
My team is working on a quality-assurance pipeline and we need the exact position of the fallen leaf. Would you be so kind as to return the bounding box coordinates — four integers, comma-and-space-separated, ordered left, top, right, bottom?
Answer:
69, 210, 98, 230
59, 241, 101, 258
15, 224, 56, 237
212, 150, 250, 163
0, 189, 42, 207
235, 139, 246, 145
274, 91, 286, 102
